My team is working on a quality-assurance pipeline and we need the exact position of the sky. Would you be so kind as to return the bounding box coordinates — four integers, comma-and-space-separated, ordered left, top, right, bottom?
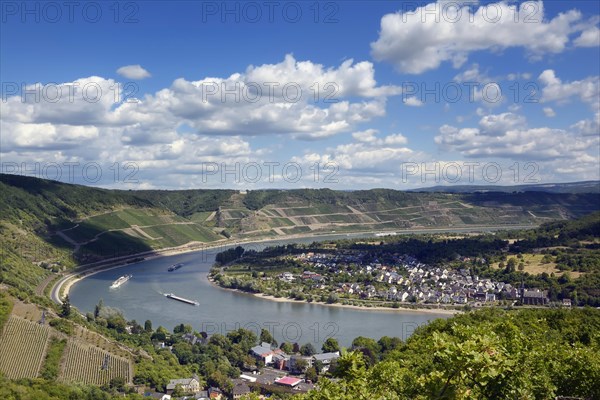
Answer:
1, 0, 599, 190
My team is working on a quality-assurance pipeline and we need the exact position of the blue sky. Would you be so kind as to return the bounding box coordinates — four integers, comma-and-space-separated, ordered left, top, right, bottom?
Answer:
1, 0, 599, 190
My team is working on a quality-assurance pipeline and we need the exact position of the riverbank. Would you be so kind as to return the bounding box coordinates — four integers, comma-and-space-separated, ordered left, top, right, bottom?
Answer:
52, 224, 534, 304
206, 276, 460, 315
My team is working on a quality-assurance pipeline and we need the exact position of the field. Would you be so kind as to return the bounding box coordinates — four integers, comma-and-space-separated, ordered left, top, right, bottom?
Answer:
492, 253, 583, 278
59, 340, 132, 385
0, 316, 50, 379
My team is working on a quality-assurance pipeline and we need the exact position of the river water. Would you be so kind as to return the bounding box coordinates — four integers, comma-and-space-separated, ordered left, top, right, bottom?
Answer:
69, 230, 497, 346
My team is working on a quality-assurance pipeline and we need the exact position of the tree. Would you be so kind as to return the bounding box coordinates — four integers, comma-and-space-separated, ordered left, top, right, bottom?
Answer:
94, 299, 103, 319
506, 258, 516, 272
109, 377, 125, 392
292, 357, 308, 373
301, 343, 317, 356
280, 342, 293, 354
61, 295, 71, 318
326, 293, 339, 304
144, 319, 153, 332
171, 383, 184, 397
293, 342, 300, 353
259, 328, 274, 345
305, 366, 318, 382
322, 338, 340, 353
518, 262, 525, 271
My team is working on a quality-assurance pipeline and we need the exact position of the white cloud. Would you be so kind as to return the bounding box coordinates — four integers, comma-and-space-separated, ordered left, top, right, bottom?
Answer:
403, 96, 424, 107
574, 26, 600, 47
371, 1, 586, 74
293, 130, 414, 172
543, 107, 556, 117
435, 112, 599, 162
117, 65, 151, 80
538, 69, 600, 108
1, 56, 407, 188
453, 64, 491, 83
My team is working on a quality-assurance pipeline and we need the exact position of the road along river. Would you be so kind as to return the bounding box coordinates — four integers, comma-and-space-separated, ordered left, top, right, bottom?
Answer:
66, 227, 531, 347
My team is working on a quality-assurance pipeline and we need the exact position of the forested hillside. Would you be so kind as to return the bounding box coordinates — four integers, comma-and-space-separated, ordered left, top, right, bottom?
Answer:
1, 173, 599, 296
297, 308, 600, 400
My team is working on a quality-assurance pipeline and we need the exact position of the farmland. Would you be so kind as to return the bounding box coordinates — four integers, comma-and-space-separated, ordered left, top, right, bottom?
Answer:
0, 316, 50, 379
59, 340, 132, 385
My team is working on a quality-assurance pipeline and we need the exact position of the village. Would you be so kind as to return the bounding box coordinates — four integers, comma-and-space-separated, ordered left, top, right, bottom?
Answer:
276, 251, 563, 308
146, 330, 340, 400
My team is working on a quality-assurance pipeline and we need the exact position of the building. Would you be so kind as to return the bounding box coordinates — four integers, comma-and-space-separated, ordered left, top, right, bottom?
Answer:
208, 387, 223, 399
194, 391, 209, 400
272, 352, 290, 370
275, 376, 303, 388
250, 342, 275, 364
288, 355, 312, 372
166, 377, 201, 394
522, 290, 549, 305
232, 383, 251, 399
312, 352, 340, 368
562, 298, 572, 307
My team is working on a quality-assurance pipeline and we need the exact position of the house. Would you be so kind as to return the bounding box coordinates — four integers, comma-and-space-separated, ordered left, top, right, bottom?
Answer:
193, 391, 209, 400
272, 352, 290, 370
145, 394, 171, 400
208, 387, 222, 399
522, 289, 549, 305
562, 298, 572, 307
485, 293, 496, 302
280, 272, 294, 282
250, 342, 274, 364
182, 333, 201, 345
166, 377, 201, 394
312, 352, 340, 371
275, 376, 303, 388
232, 383, 251, 399
288, 355, 312, 372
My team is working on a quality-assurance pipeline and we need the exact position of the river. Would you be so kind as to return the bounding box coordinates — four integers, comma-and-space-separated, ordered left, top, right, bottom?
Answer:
68, 229, 514, 347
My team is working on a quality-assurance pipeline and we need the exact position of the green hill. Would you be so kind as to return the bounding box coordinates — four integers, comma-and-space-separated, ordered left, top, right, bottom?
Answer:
1, 173, 599, 294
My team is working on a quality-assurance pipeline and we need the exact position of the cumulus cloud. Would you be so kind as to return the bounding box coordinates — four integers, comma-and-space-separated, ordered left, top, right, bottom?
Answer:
116, 65, 151, 79
543, 107, 556, 117
371, 1, 587, 74
1, 56, 406, 188
574, 26, 600, 47
293, 130, 414, 173
538, 69, 600, 108
435, 112, 599, 162
403, 96, 424, 107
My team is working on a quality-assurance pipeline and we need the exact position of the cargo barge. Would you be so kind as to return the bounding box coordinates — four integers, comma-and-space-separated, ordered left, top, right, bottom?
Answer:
164, 293, 199, 306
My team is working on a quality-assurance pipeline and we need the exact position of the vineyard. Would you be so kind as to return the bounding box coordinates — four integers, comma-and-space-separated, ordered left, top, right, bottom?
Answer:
59, 340, 132, 385
0, 316, 50, 379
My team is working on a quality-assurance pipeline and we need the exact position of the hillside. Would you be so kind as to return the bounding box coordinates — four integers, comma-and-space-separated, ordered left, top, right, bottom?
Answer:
411, 180, 600, 193
1, 173, 600, 294
0, 291, 133, 387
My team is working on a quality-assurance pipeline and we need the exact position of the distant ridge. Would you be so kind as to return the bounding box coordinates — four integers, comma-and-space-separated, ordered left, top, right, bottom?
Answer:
409, 181, 600, 194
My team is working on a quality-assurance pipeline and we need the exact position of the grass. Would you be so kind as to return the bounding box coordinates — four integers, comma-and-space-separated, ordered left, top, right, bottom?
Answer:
492, 253, 584, 278
0, 292, 14, 332
40, 337, 67, 380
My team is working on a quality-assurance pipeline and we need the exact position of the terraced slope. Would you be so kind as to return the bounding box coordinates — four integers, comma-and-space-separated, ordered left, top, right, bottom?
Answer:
0, 316, 50, 379
1, 174, 599, 294
59, 340, 132, 385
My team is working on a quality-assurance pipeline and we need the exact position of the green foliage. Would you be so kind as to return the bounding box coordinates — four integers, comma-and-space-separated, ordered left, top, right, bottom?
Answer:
40, 338, 67, 380
49, 318, 74, 335
300, 343, 317, 356
298, 308, 600, 400
322, 338, 340, 353
61, 295, 71, 317
0, 292, 13, 332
